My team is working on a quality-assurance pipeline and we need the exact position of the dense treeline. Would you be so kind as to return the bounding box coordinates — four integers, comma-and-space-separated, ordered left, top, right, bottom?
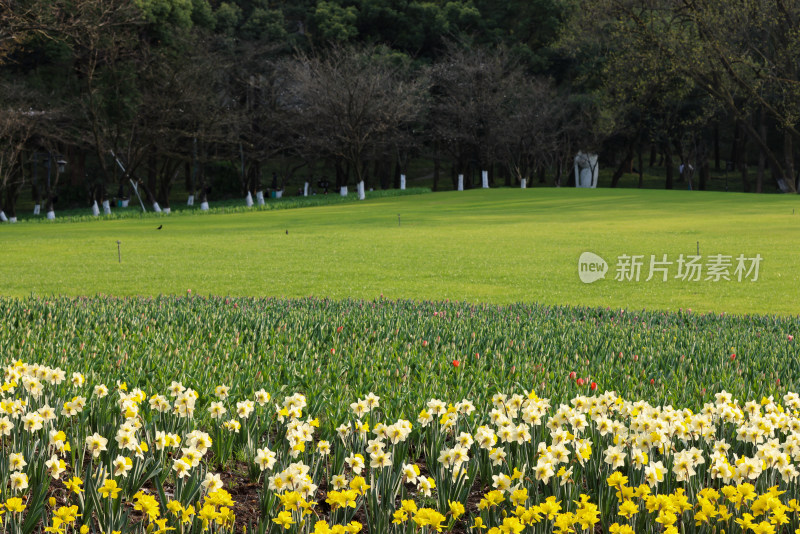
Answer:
1, 0, 799, 218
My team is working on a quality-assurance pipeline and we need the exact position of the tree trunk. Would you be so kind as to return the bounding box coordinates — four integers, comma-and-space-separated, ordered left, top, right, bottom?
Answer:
610, 143, 634, 188
737, 111, 796, 192
713, 123, 721, 170
3, 181, 21, 219
138, 180, 157, 205
185, 160, 192, 191
637, 141, 644, 188
786, 131, 796, 193
32, 180, 41, 209
699, 161, 709, 191
737, 120, 750, 192
649, 144, 657, 167
733, 119, 750, 193
147, 153, 158, 199
730, 120, 740, 168
393, 160, 401, 190
433, 150, 440, 192
334, 159, 345, 189
245, 161, 261, 196
756, 109, 765, 193
159, 161, 179, 209
664, 141, 674, 189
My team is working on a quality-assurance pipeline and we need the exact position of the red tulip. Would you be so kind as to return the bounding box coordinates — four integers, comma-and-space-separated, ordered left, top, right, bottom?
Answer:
336, 326, 343, 333
730, 354, 736, 361
569, 371, 577, 380
422, 340, 428, 347
452, 359, 460, 368
576, 378, 585, 386
650, 378, 655, 385
330, 348, 335, 354
590, 382, 597, 391
788, 335, 794, 341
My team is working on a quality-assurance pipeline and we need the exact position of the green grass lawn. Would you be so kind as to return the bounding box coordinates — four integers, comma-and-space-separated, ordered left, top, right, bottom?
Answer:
2, 188, 799, 315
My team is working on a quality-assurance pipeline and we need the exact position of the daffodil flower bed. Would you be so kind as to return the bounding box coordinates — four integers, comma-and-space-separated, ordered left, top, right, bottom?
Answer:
2, 361, 800, 534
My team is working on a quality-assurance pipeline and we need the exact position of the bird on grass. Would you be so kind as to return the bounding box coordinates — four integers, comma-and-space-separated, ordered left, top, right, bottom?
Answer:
285, 230, 288, 235
157, 225, 162, 230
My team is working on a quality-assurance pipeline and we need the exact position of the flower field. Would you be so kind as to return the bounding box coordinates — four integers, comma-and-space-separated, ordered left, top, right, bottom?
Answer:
1, 296, 799, 533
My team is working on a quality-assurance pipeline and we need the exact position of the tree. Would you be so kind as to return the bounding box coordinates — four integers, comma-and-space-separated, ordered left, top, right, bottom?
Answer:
284, 45, 427, 189
495, 77, 574, 186
565, 0, 800, 192
0, 84, 37, 220
429, 44, 523, 187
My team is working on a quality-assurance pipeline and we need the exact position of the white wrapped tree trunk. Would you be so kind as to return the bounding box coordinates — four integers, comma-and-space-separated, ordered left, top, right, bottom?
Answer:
9, 217, 16, 223
245, 192, 253, 207
33, 204, 41, 215
482, 170, 489, 188
400, 174, 406, 190
276, 190, 283, 199
340, 186, 348, 196
91, 201, 100, 216
187, 195, 194, 206
46, 210, 55, 220
303, 182, 309, 196
103, 200, 111, 215
0, 211, 7, 222
121, 199, 129, 207
457, 174, 464, 191
256, 191, 265, 205
153, 202, 162, 213
357, 181, 365, 200
521, 179, 527, 189
163, 207, 171, 214
200, 201, 209, 210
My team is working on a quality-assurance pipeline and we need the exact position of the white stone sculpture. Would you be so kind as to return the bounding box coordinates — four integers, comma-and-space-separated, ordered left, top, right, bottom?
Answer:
574, 152, 599, 188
